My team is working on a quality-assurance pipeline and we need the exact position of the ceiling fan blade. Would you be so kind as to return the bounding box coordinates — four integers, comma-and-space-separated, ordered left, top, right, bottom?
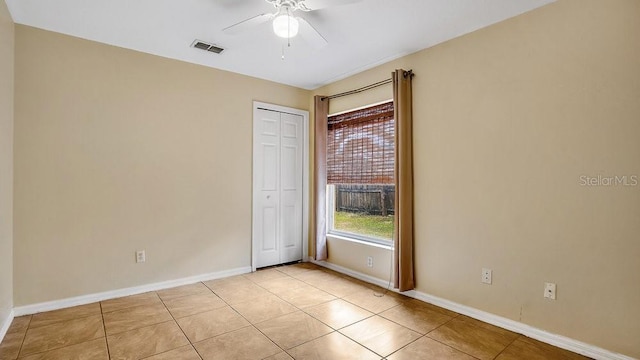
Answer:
222, 13, 273, 35
300, 0, 362, 11
297, 17, 328, 48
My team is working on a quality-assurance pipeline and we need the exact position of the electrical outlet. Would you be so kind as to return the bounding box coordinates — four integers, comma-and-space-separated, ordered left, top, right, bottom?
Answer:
481, 268, 492, 284
544, 282, 556, 300
136, 250, 146, 263
367, 256, 373, 268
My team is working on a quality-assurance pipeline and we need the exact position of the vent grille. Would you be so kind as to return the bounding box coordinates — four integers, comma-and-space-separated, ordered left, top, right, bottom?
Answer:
191, 40, 224, 54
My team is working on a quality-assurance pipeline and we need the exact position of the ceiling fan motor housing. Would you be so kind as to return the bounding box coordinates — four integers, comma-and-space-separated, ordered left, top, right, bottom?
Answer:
265, 0, 311, 12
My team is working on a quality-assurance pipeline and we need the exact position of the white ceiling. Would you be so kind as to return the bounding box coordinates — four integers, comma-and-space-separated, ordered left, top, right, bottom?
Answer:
5, 0, 554, 90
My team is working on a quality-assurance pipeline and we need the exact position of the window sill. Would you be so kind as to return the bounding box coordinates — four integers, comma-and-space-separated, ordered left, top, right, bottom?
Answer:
326, 233, 394, 251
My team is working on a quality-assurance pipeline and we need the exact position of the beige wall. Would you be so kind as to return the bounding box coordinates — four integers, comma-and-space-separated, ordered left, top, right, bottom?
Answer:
9, 0, 640, 356
0, 0, 14, 331
13, 25, 309, 306
314, 0, 640, 357
326, 236, 392, 281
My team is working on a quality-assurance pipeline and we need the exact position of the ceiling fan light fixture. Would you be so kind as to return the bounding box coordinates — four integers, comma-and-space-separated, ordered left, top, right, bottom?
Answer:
272, 8, 299, 38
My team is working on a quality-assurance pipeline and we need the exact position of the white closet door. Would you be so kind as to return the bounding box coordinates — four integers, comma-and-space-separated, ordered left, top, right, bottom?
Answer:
279, 112, 303, 263
254, 109, 281, 267
253, 109, 303, 268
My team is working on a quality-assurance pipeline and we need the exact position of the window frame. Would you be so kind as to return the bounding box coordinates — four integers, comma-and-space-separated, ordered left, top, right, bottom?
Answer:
325, 100, 395, 247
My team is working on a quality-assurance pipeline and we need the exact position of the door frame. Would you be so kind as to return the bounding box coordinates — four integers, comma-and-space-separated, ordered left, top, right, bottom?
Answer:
252, 101, 310, 272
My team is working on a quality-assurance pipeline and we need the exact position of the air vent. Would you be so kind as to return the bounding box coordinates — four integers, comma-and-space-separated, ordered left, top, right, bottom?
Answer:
191, 40, 224, 54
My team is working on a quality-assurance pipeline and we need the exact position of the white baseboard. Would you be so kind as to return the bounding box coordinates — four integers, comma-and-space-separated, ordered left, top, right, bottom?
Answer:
310, 259, 392, 289
13, 266, 252, 317
0, 309, 15, 344
406, 291, 635, 360
311, 260, 635, 360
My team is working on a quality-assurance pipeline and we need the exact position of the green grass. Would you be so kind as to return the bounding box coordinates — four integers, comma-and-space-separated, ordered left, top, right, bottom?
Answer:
333, 211, 394, 240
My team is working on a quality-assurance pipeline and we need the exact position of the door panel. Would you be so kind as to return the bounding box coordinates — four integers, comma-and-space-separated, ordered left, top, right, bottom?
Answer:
254, 109, 281, 268
262, 207, 278, 251
281, 145, 297, 190
261, 144, 278, 190
280, 113, 303, 263
254, 108, 304, 268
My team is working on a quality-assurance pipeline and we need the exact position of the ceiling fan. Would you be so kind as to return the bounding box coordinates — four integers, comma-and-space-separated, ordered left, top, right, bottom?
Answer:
222, 0, 362, 48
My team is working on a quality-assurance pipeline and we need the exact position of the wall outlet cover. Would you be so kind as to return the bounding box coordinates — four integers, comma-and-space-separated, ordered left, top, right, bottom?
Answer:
136, 250, 146, 263
481, 268, 492, 284
544, 282, 556, 300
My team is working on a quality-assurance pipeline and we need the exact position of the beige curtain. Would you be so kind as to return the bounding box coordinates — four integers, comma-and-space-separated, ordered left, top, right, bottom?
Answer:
393, 69, 415, 291
314, 95, 329, 260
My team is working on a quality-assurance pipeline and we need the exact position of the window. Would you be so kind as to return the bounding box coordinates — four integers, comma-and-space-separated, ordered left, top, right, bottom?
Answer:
326, 101, 395, 244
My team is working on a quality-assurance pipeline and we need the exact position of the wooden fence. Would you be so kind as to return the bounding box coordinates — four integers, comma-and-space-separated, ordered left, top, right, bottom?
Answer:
335, 184, 395, 216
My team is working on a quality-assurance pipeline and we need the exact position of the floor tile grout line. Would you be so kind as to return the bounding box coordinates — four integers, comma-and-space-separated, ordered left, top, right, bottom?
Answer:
374, 303, 445, 334
423, 332, 483, 360
26, 306, 102, 330
338, 295, 396, 315
191, 343, 206, 360
187, 324, 254, 348
335, 327, 392, 359
200, 277, 290, 359
384, 333, 427, 359
267, 266, 411, 340
244, 270, 343, 317
291, 270, 379, 303
136, 344, 202, 360
390, 330, 487, 360
303, 304, 377, 334
155, 281, 216, 303
250, 269, 385, 335
250, 322, 288, 357
14, 315, 32, 359
99, 302, 111, 360
491, 333, 522, 359
268, 285, 337, 313
297, 302, 376, 332
100, 300, 174, 337
361, 312, 425, 338
289, 265, 473, 358
198, 281, 260, 342
427, 310, 461, 333
200, 277, 290, 354
10, 335, 106, 359
420, 314, 488, 360
100, 294, 165, 315
157, 289, 204, 360
102, 318, 176, 338
332, 310, 423, 358
12, 316, 107, 359
375, 301, 462, 335
276, 329, 339, 356
240, 266, 379, 356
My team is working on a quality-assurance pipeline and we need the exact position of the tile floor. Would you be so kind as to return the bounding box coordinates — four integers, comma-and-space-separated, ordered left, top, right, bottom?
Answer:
0, 263, 591, 360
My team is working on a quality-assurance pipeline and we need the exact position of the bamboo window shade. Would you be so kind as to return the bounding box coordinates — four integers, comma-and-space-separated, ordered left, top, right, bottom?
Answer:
327, 101, 395, 184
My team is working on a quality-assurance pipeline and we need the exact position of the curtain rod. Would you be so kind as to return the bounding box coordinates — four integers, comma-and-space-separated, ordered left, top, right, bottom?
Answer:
323, 78, 391, 100
322, 69, 413, 101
